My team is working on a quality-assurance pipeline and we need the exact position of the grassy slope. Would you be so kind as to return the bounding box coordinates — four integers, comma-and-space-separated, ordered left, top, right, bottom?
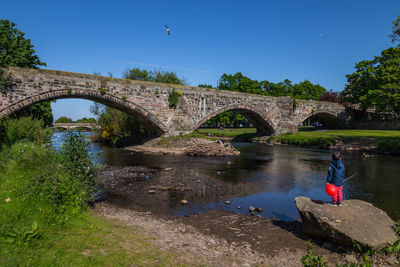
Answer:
0, 211, 192, 266
198, 128, 400, 142
196, 128, 257, 137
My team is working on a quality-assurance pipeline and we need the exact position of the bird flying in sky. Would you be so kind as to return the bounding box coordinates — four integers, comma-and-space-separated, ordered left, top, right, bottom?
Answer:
165, 25, 170, 35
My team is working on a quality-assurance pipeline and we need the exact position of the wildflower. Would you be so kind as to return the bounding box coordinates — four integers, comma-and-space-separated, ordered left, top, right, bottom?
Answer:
5, 197, 11, 202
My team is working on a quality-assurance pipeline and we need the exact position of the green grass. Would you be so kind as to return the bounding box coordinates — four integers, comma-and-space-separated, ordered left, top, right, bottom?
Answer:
0, 138, 194, 266
158, 132, 216, 146
294, 129, 400, 139
276, 129, 400, 151
0, 211, 194, 266
196, 128, 257, 137
196, 128, 258, 141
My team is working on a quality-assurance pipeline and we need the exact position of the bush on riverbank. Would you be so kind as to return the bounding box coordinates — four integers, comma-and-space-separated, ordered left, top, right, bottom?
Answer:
0, 131, 99, 247
0, 117, 52, 147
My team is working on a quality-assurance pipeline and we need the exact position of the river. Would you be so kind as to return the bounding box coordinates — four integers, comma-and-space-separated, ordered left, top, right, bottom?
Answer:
52, 131, 400, 221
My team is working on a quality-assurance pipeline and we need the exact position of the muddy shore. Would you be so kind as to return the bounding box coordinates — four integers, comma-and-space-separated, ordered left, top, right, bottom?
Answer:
124, 137, 240, 156
96, 166, 399, 266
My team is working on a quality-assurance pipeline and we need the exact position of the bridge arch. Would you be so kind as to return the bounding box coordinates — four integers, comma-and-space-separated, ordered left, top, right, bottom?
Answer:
0, 89, 167, 136
194, 104, 276, 135
297, 110, 345, 128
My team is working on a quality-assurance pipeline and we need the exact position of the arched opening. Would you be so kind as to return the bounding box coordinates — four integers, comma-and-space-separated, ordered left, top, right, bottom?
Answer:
194, 106, 276, 139
0, 91, 166, 146
298, 112, 344, 130
0, 91, 166, 137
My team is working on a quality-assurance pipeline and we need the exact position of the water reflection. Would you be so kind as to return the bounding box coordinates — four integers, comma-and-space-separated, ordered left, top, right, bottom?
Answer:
51, 131, 400, 221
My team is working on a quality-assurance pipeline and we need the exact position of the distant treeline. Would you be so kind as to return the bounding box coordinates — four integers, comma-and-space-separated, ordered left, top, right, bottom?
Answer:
54, 116, 96, 123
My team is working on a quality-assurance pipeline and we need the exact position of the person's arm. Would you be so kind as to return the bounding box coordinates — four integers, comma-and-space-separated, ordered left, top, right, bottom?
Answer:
327, 164, 333, 184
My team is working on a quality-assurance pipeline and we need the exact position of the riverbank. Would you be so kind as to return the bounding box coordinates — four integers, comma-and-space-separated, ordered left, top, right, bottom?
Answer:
197, 128, 400, 155
93, 202, 399, 266
124, 134, 240, 156
95, 165, 400, 266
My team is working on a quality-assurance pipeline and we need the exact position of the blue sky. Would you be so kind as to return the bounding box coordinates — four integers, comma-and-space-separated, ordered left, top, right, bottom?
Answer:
1, 0, 399, 120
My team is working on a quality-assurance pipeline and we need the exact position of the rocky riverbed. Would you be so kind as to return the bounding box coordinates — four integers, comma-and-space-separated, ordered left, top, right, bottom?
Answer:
124, 137, 240, 156
96, 166, 400, 266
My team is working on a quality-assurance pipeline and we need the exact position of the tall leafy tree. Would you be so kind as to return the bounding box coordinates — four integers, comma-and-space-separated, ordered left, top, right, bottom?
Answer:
0, 19, 53, 125
217, 72, 262, 94
198, 84, 213, 88
292, 80, 326, 100
123, 67, 186, 85
390, 14, 400, 46
342, 47, 400, 117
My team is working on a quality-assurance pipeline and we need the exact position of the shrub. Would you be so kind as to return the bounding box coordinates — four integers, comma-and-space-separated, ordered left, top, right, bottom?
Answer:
1, 117, 52, 145
0, 142, 81, 245
300, 242, 327, 267
122, 95, 127, 101
0, 132, 101, 245
168, 89, 180, 108
99, 87, 107, 95
59, 131, 100, 195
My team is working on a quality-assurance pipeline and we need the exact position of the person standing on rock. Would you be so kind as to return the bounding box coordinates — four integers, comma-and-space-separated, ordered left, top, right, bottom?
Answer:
327, 151, 345, 206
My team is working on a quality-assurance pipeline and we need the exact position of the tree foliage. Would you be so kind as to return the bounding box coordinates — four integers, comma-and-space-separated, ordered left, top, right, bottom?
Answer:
90, 103, 145, 144
342, 47, 400, 117
0, 19, 46, 68
217, 72, 326, 100
390, 14, 400, 46
55, 116, 73, 123
13, 101, 53, 127
198, 84, 213, 88
0, 19, 52, 125
202, 72, 327, 127
123, 68, 186, 85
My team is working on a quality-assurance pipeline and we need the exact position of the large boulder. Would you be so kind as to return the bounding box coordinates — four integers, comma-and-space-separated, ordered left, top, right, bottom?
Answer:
295, 197, 399, 250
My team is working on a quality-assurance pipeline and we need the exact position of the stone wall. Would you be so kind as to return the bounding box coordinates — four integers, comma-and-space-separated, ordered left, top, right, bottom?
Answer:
0, 67, 351, 136
351, 120, 400, 130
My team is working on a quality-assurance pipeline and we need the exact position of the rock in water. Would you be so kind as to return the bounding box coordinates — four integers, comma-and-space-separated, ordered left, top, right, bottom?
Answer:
249, 206, 255, 212
181, 199, 188, 205
295, 197, 399, 250
255, 207, 263, 213
224, 200, 231, 205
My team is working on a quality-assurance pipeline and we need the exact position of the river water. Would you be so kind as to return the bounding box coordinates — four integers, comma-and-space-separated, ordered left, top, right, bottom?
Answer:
52, 131, 400, 221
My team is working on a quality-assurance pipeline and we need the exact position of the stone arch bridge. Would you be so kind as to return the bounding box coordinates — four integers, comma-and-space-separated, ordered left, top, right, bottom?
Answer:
0, 67, 351, 136
52, 122, 99, 131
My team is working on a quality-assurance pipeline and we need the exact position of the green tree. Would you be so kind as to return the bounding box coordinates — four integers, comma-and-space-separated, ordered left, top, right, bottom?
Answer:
55, 116, 73, 123
342, 47, 400, 117
123, 68, 186, 85
217, 72, 262, 94
0, 19, 52, 126
0, 19, 46, 68
123, 68, 150, 81
260, 79, 293, 97
390, 14, 400, 46
76, 117, 96, 123
292, 80, 326, 100
198, 84, 213, 88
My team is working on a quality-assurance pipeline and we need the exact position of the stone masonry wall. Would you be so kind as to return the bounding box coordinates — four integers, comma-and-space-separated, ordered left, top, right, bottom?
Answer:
0, 67, 350, 136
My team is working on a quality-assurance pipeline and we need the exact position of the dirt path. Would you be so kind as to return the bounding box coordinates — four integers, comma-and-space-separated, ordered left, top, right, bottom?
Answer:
94, 202, 399, 266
